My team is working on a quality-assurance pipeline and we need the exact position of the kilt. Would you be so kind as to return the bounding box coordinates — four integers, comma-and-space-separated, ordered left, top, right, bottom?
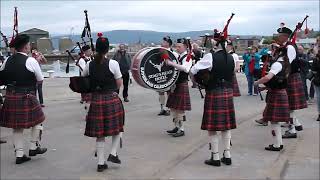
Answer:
287, 73, 307, 110
0, 90, 45, 129
81, 93, 92, 102
232, 74, 241, 97
263, 89, 289, 122
166, 82, 191, 111
85, 92, 124, 137
201, 87, 236, 131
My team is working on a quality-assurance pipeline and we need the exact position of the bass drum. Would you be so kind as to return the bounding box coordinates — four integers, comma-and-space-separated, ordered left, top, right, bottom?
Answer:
131, 47, 179, 92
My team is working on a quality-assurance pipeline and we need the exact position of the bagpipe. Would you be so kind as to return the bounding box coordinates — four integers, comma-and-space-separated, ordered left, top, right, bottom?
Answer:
66, 10, 95, 74
67, 10, 95, 93
0, 31, 10, 55
0, 7, 18, 57
194, 13, 235, 89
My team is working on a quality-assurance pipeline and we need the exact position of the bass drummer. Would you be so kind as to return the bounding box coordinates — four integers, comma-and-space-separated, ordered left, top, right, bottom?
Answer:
157, 36, 178, 116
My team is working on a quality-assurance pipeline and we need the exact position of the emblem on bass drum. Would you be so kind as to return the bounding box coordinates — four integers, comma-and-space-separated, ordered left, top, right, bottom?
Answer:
132, 47, 179, 92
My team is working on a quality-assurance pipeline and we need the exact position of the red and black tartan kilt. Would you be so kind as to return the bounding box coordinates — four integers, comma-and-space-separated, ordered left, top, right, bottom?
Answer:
166, 82, 191, 111
287, 73, 307, 110
85, 92, 124, 138
0, 90, 45, 129
201, 87, 236, 131
263, 89, 289, 123
232, 74, 241, 97
81, 93, 92, 102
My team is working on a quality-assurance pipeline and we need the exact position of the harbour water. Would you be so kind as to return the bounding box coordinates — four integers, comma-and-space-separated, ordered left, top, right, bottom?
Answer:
41, 60, 79, 78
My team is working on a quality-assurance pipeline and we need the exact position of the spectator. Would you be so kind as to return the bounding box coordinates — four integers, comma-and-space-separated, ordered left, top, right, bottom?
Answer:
242, 46, 261, 96
297, 45, 310, 101
113, 44, 131, 102
32, 48, 47, 107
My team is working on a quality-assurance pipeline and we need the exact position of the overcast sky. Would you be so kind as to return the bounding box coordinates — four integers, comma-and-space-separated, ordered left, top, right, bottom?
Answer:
0, 0, 319, 36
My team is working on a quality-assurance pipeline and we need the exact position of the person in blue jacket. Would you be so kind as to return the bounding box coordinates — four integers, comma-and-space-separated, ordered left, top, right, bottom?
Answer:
242, 46, 262, 95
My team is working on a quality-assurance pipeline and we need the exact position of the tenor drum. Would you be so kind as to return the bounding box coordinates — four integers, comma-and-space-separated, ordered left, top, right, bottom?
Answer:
131, 47, 179, 92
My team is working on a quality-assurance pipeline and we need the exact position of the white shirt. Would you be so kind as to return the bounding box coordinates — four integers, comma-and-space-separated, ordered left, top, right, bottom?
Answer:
78, 57, 91, 72
277, 44, 296, 64
269, 61, 282, 75
82, 59, 122, 79
231, 53, 240, 64
0, 52, 44, 81
166, 48, 179, 59
190, 49, 236, 75
178, 51, 193, 73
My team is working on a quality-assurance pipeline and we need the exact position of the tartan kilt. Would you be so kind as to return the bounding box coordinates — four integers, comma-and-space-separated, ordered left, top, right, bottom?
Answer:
166, 82, 191, 111
232, 74, 241, 97
287, 73, 307, 110
0, 90, 45, 129
81, 93, 92, 102
263, 89, 289, 122
201, 87, 236, 131
85, 92, 124, 137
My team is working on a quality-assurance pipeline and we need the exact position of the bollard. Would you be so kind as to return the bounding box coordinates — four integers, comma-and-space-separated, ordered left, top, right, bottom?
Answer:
47, 70, 55, 78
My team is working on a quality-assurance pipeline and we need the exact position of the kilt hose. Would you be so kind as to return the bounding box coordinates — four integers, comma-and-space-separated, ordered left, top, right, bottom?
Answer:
85, 92, 124, 138
81, 93, 92, 102
0, 90, 45, 129
287, 73, 307, 110
232, 73, 241, 97
263, 89, 290, 123
201, 87, 236, 131
166, 82, 191, 111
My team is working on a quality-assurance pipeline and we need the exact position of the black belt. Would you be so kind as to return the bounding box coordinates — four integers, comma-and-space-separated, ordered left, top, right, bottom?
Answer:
6, 85, 36, 94
92, 88, 117, 93
207, 80, 232, 89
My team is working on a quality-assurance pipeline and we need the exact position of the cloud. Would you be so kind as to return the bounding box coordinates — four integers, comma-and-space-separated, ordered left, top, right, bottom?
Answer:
0, 0, 318, 36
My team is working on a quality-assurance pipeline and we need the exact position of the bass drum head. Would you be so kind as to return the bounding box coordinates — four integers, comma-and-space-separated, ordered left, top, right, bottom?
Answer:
132, 47, 179, 92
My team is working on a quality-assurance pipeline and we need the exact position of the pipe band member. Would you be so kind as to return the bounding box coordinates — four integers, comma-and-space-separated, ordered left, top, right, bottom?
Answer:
82, 33, 125, 172
190, 30, 236, 166
164, 38, 192, 138
0, 34, 47, 164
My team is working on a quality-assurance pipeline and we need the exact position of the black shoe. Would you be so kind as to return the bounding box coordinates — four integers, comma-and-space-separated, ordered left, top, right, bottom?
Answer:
29, 147, 47, 156
172, 130, 185, 137
0, 140, 6, 144
80, 100, 84, 104
295, 125, 303, 131
124, 98, 129, 102
158, 110, 170, 116
255, 119, 268, 126
221, 156, 232, 165
317, 115, 320, 121
265, 144, 281, 151
282, 131, 297, 139
107, 154, 121, 164
97, 163, 108, 172
16, 155, 31, 164
280, 145, 284, 150
166, 127, 179, 134
204, 159, 221, 166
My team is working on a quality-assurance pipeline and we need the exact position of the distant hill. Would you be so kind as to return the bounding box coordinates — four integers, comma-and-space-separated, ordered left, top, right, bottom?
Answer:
50, 30, 215, 49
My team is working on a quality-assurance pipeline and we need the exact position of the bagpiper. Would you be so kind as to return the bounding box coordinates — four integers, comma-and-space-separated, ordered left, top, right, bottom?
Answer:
190, 29, 236, 166
227, 40, 241, 97
78, 45, 92, 110
279, 23, 307, 139
254, 25, 293, 151
0, 34, 47, 164
157, 36, 177, 116
82, 33, 125, 172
